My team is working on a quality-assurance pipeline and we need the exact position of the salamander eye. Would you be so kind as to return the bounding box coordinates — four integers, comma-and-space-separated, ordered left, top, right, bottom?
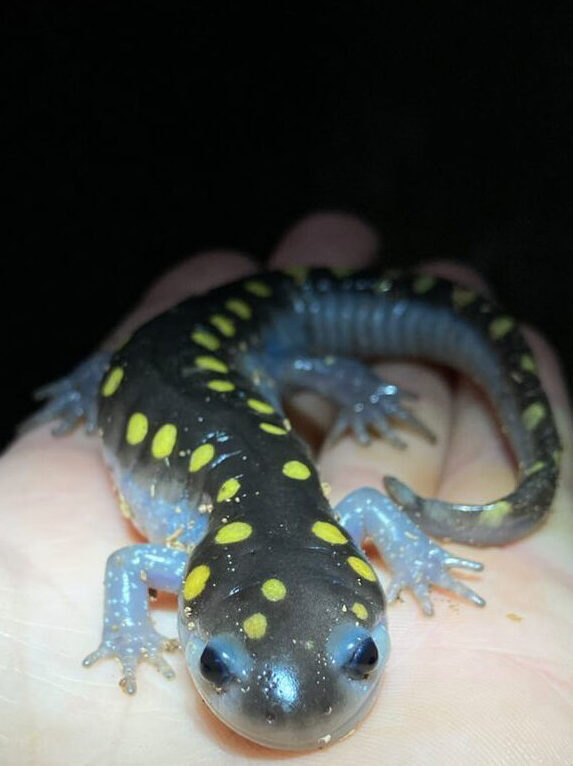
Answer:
200, 645, 232, 688
345, 637, 379, 679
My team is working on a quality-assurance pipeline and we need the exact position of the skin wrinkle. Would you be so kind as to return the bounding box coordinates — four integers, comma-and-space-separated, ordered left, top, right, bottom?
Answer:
504, 653, 572, 708
0, 213, 571, 764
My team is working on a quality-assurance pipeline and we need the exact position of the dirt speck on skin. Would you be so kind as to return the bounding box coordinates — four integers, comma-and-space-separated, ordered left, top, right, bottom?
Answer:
506, 612, 523, 622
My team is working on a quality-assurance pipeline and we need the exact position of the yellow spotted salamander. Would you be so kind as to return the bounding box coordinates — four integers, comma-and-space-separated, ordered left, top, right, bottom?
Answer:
28, 268, 561, 750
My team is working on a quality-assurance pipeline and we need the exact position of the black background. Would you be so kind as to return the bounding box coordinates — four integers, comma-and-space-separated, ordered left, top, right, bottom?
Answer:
4, 2, 572, 450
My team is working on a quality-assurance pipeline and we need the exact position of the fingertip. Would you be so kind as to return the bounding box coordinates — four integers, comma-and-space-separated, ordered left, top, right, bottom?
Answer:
143, 251, 257, 307
270, 210, 380, 268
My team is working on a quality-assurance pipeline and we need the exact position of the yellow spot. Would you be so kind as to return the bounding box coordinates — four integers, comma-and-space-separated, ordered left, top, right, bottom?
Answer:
210, 314, 235, 337
283, 418, 292, 431
282, 460, 311, 480
183, 564, 210, 600
520, 354, 537, 374
480, 500, 513, 526
260, 422, 287, 435
522, 402, 546, 431
247, 398, 275, 415
243, 612, 267, 639
525, 461, 545, 476
207, 379, 235, 392
312, 520, 348, 545
489, 316, 515, 340
195, 355, 229, 373
413, 275, 436, 294
151, 423, 177, 459
261, 578, 286, 601
101, 366, 124, 397
225, 298, 252, 320
321, 481, 332, 498
283, 265, 309, 284
126, 413, 149, 445
215, 520, 252, 544
244, 279, 272, 298
451, 286, 477, 309
351, 602, 368, 621
347, 556, 376, 581
191, 330, 220, 351
189, 443, 215, 472
217, 477, 241, 502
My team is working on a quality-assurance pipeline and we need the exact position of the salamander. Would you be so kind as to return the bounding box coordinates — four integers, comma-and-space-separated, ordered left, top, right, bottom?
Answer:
27, 267, 561, 750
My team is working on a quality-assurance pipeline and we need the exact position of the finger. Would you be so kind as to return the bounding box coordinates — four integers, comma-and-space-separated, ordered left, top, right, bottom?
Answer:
439, 373, 517, 503
270, 211, 380, 268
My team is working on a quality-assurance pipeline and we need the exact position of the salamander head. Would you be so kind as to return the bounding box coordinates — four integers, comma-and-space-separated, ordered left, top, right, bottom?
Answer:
179, 554, 389, 750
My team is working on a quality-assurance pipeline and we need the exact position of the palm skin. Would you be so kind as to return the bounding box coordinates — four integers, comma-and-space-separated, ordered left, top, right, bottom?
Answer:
1, 213, 571, 766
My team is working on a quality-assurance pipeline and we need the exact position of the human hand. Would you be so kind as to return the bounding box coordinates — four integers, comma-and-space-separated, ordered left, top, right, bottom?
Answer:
2, 213, 571, 765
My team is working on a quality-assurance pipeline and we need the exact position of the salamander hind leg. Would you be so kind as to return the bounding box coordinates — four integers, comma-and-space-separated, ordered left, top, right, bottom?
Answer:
83, 544, 187, 693
335, 487, 485, 616
274, 355, 436, 447
20, 351, 112, 435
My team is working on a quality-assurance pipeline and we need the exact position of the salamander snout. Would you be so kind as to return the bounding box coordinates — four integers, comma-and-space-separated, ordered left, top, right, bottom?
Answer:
183, 622, 390, 749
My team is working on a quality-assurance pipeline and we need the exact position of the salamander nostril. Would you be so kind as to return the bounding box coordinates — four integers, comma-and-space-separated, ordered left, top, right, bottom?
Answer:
345, 637, 379, 679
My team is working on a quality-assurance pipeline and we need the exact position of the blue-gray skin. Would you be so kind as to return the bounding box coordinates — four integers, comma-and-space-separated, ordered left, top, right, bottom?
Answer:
26, 268, 561, 750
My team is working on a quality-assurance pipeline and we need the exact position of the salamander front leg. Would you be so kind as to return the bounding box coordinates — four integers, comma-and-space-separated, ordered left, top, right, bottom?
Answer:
20, 351, 112, 435
334, 488, 485, 615
83, 544, 188, 693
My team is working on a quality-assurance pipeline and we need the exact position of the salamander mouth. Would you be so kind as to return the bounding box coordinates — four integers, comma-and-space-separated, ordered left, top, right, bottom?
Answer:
194, 662, 384, 751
